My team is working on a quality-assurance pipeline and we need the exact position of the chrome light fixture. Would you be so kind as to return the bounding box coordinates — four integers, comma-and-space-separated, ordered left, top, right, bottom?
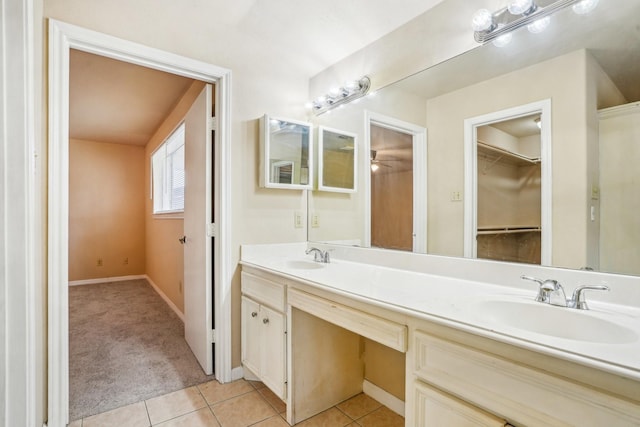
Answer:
472, 0, 598, 44
309, 76, 371, 116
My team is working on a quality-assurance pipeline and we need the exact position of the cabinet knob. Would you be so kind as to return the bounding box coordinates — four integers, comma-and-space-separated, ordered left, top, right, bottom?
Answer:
251, 312, 258, 318
263, 318, 269, 324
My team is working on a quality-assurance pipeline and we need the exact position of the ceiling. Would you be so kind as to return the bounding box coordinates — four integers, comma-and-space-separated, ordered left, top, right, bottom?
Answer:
68, 0, 446, 146
69, 50, 195, 146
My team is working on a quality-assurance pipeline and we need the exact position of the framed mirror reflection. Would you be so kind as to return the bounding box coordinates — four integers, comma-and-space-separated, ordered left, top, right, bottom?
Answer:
260, 115, 312, 190
318, 126, 357, 193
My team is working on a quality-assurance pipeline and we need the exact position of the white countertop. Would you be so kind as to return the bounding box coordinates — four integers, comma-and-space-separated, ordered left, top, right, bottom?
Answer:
241, 243, 640, 382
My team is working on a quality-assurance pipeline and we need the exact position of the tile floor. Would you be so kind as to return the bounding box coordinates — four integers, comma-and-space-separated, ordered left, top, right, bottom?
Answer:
68, 379, 405, 427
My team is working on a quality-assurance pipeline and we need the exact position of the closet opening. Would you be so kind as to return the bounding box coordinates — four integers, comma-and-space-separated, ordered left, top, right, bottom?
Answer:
475, 114, 542, 264
464, 99, 552, 266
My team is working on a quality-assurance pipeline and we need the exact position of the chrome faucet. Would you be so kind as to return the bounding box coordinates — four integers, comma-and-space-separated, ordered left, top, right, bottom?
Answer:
521, 275, 567, 306
306, 247, 330, 263
520, 275, 608, 310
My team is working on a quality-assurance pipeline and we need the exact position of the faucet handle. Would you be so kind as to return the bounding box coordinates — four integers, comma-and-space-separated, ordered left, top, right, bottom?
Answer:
521, 275, 559, 302
569, 285, 609, 310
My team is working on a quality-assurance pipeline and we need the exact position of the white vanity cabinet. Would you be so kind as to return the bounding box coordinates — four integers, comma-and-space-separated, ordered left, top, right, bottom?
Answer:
241, 271, 287, 400
407, 327, 640, 427
414, 381, 506, 427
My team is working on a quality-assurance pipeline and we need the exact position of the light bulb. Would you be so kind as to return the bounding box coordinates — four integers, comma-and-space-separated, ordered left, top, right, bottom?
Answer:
572, 0, 599, 14
492, 33, 513, 47
508, 0, 535, 15
527, 16, 550, 34
472, 9, 494, 32
345, 80, 360, 91
370, 163, 379, 172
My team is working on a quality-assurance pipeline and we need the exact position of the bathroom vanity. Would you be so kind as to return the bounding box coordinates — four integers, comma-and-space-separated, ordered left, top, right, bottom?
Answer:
240, 243, 640, 426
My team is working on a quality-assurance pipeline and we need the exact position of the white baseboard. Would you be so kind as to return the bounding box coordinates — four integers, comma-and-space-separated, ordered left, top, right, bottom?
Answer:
231, 366, 245, 382
363, 379, 405, 417
144, 275, 185, 322
68, 274, 146, 286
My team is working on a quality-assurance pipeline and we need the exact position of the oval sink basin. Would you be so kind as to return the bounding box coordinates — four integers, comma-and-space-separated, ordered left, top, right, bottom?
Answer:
285, 260, 325, 270
473, 300, 637, 344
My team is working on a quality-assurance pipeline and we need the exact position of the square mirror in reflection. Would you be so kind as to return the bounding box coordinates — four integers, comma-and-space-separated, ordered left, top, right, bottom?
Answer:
318, 126, 357, 193
259, 115, 313, 190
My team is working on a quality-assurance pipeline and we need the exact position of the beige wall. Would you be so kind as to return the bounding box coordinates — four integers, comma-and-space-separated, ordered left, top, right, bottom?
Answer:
599, 105, 640, 275
69, 139, 146, 281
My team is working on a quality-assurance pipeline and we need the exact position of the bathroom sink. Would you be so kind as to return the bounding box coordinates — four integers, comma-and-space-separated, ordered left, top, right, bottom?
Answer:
285, 260, 326, 270
472, 300, 637, 344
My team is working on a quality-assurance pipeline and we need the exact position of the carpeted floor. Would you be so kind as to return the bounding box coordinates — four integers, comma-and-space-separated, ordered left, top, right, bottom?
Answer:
69, 279, 215, 421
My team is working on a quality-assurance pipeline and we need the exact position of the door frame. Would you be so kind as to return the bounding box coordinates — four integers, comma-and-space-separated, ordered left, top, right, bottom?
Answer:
48, 19, 233, 427
463, 99, 552, 264
364, 111, 428, 253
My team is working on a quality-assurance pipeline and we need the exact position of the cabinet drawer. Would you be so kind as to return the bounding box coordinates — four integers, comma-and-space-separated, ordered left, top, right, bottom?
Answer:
414, 381, 505, 427
413, 330, 640, 426
288, 288, 407, 352
241, 271, 285, 311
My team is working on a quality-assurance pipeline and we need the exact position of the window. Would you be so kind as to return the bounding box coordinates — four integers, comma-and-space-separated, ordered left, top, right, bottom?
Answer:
152, 123, 185, 214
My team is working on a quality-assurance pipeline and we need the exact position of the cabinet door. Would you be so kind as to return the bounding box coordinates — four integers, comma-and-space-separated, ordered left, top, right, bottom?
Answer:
260, 304, 287, 400
241, 296, 261, 376
415, 381, 505, 427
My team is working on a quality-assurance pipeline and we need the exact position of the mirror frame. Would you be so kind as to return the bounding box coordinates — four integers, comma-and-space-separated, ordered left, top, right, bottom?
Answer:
318, 125, 358, 193
259, 114, 313, 190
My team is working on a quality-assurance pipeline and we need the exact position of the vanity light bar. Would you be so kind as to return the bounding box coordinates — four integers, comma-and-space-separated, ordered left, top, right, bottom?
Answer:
310, 76, 371, 116
473, 0, 592, 43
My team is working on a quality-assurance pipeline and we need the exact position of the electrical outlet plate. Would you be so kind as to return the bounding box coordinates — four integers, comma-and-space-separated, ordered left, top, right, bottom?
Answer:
312, 214, 320, 228
451, 191, 462, 201
294, 211, 303, 228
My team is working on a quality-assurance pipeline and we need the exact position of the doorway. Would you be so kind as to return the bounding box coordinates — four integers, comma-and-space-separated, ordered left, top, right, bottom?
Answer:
464, 99, 552, 265
48, 20, 233, 427
364, 112, 427, 253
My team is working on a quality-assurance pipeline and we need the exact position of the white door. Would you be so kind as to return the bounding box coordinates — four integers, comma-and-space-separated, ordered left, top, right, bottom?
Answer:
184, 84, 214, 374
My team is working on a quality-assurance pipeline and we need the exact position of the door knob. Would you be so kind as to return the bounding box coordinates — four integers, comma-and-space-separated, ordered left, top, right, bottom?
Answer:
262, 318, 269, 324
178, 236, 187, 244
251, 312, 258, 318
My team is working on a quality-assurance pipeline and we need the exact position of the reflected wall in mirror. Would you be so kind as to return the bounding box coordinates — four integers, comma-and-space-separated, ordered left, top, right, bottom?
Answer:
307, 0, 640, 276
259, 115, 312, 190
318, 126, 357, 193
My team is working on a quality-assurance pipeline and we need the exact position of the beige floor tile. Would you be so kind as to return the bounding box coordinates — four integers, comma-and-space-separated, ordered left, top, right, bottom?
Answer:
336, 394, 382, 420
211, 390, 276, 427
257, 386, 286, 414
356, 406, 404, 427
295, 407, 353, 427
152, 407, 220, 427
251, 415, 291, 426
145, 386, 206, 425
68, 420, 83, 427
198, 379, 254, 405
83, 401, 150, 427
248, 380, 266, 390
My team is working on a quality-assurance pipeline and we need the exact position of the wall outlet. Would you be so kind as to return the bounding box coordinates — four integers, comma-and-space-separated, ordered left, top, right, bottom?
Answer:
294, 211, 303, 228
311, 214, 320, 228
96, 258, 103, 267
123, 257, 129, 265
450, 191, 463, 202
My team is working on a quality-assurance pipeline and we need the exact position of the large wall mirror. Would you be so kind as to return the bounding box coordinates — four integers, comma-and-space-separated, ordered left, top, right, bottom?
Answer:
307, 0, 640, 276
